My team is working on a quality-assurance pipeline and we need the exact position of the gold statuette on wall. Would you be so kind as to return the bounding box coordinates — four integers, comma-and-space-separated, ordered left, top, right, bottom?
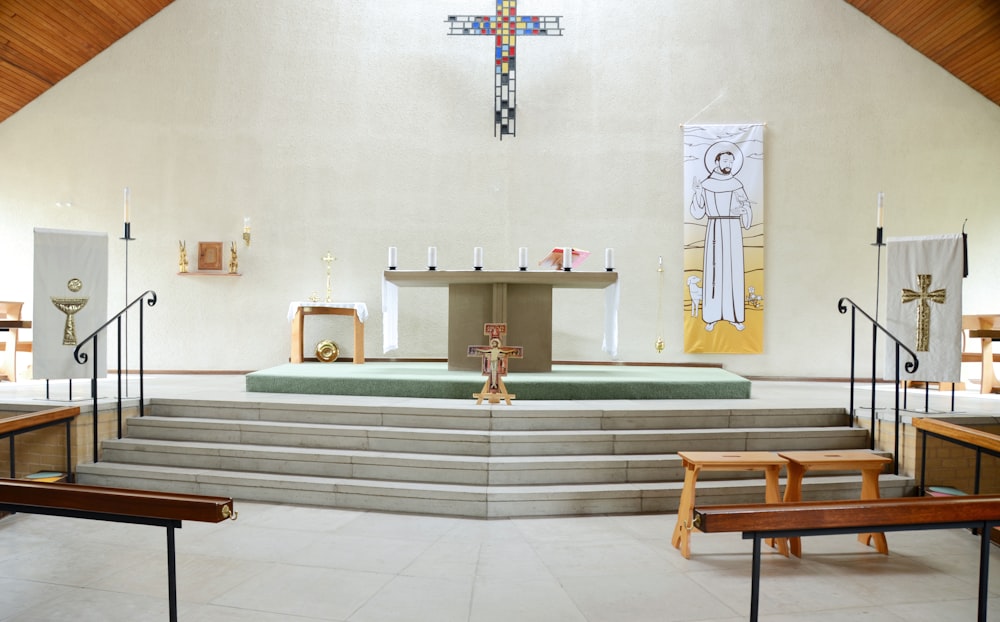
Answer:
178, 241, 189, 273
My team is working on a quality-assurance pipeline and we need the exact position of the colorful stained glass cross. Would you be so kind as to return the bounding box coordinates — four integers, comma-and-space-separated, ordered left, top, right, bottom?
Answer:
446, 1, 563, 139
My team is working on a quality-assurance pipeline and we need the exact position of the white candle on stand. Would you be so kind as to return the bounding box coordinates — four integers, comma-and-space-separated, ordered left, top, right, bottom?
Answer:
473, 247, 483, 269
123, 187, 130, 223
562, 247, 572, 270
877, 192, 884, 228
427, 246, 437, 269
518, 247, 528, 270
388, 246, 397, 269
605, 248, 614, 270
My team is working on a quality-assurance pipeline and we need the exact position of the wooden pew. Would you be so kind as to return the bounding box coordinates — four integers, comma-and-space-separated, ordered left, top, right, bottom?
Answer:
693, 495, 1000, 622
0, 479, 235, 621
0, 406, 80, 478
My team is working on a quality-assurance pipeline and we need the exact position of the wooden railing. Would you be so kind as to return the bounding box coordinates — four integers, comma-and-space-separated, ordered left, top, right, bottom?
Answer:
913, 417, 1000, 495
694, 495, 1000, 622
0, 479, 235, 621
0, 406, 80, 478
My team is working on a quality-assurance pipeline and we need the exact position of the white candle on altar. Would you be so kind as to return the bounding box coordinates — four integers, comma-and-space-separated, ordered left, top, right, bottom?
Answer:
562, 247, 572, 270
518, 247, 528, 270
605, 248, 614, 270
473, 247, 483, 269
388, 246, 397, 269
427, 246, 437, 269
877, 192, 884, 228
123, 187, 130, 223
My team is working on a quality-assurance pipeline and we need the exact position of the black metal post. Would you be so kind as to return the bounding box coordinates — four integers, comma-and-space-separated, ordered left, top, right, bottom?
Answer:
978, 523, 993, 622
750, 534, 762, 622
167, 525, 178, 622
871, 323, 877, 450
894, 346, 901, 475
919, 430, 927, 495
92, 335, 99, 462
849, 309, 856, 427
140, 299, 146, 417
116, 316, 123, 438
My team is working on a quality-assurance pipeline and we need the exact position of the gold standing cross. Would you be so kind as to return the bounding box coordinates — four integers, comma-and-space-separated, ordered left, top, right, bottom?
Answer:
901, 273, 946, 352
322, 251, 336, 302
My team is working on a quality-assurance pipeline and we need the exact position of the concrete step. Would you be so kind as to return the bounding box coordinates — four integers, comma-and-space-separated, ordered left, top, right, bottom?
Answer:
74, 461, 914, 519
125, 416, 870, 457
104, 437, 876, 487
147, 398, 850, 431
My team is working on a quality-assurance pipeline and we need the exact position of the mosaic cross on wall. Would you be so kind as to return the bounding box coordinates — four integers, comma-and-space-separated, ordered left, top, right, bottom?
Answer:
446, 0, 563, 139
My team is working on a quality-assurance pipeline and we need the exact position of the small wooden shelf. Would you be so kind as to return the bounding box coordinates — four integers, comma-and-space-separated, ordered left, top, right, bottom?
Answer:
177, 272, 241, 277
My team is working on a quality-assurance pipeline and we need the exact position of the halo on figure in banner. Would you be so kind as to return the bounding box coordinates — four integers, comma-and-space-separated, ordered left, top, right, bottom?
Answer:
703, 141, 744, 176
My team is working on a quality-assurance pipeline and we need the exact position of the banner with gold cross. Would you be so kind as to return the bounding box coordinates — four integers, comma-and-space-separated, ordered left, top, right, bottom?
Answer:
885, 234, 963, 382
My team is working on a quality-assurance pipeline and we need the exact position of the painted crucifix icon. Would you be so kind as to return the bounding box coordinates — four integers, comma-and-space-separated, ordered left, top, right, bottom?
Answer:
468, 323, 523, 405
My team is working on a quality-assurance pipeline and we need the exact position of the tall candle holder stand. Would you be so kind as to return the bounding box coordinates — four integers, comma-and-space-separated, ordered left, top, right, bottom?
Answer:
870, 226, 884, 424
121, 222, 135, 397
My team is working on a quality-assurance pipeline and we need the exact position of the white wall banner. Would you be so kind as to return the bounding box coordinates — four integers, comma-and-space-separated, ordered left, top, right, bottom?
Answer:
683, 123, 765, 354
885, 234, 963, 382
32, 228, 109, 380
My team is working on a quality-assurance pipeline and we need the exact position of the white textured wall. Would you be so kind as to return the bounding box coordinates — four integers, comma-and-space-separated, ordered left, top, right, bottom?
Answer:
1, 0, 998, 377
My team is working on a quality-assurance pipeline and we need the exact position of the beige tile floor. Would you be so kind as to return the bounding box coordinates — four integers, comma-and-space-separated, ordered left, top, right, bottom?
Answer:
1, 375, 1000, 620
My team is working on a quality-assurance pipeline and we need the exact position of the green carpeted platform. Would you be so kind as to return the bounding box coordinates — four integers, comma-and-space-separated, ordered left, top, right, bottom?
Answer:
245, 363, 751, 400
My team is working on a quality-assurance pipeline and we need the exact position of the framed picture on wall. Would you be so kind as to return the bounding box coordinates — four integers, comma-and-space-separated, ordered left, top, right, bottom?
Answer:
198, 242, 223, 271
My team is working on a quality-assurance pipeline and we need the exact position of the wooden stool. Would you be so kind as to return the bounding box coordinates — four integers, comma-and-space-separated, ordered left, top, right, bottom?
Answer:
778, 450, 892, 556
672, 451, 788, 559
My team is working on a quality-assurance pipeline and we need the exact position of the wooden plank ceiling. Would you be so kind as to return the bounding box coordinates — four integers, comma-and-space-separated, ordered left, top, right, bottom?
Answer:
0, 0, 998, 127
844, 0, 1000, 107
0, 0, 173, 123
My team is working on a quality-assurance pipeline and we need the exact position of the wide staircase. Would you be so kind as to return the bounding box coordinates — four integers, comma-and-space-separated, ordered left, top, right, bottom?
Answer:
75, 398, 913, 518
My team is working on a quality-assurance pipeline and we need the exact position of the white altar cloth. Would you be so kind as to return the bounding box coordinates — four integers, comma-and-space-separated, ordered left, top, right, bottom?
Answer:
381, 275, 620, 358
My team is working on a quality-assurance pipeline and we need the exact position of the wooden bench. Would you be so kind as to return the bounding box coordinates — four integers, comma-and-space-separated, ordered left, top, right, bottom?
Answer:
672, 451, 788, 559
693, 495, 1000, 622
0, 479, 235, 621
0, 406, 80, 478
778, 450, 891, 556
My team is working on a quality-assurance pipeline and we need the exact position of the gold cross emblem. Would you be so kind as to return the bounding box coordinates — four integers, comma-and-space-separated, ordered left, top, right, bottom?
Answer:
901, 274, 946, 352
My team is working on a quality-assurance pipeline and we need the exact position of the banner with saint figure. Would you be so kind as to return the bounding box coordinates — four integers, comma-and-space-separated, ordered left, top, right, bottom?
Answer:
33, 228, 109, 380
683, 124, 765, 353
885, 234, 963, 382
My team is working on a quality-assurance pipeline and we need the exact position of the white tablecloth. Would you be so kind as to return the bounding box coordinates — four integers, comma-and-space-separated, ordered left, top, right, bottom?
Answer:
380, 277, 620, 358
287, 302, 369, 323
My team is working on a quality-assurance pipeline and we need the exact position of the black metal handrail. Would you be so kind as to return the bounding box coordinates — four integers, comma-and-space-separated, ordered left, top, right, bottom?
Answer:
73, 290, 157, 462
837, 297, 919, 475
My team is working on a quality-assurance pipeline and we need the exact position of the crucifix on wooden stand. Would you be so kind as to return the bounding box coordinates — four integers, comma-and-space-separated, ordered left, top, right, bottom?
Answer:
468, 323, 523, 405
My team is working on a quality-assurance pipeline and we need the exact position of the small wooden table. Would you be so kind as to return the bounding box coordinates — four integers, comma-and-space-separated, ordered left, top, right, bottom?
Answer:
672, 451, 788, 559
778, 450, 891, 556
288, 302, 367, 364
969, 329, 1000, 394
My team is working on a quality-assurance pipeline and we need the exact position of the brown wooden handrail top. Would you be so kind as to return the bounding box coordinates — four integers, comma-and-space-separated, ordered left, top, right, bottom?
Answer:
694, 495, 1000, 534
912, 417, 1000, 455
0, 479, 234, 523
0, 406, 80, 436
